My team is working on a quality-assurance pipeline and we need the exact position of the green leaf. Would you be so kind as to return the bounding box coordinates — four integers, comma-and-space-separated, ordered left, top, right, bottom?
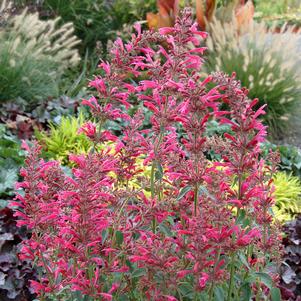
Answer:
132, 268, 147, 278
214, 286, 225, 301
250, 272, 273, 289
118, 295, 130, 301
198, 185, 217, 201
101, 229, 109, 244
125, 259, 133, 270
132, 232, 140, 240
115, 230, 124, 246
240, 282, 252, 301
178, 282, 194, 297
158, 223, 173, 237
238, 252, 250, 270
0, 200, 7, 209
176, 186, 192, 201
155, 163, 163, 180
0, 167, 19, 195
270, 287, 281, 301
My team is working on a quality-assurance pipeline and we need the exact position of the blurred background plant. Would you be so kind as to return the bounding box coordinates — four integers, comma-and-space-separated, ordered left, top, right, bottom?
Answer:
205, 18, 301, 137
253, 0, 301, 18
273, 172, 301, 222
0, 124, 24, 206
0, 207, 36, 301
0, 1, 80, 109
14, 0, 157, 55
147, 0, 254, 30
280, 215, 301, 299
262, 142, 301, 178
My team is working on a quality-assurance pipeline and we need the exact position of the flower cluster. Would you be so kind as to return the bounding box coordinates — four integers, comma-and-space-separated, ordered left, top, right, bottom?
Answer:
13, 8, 282, 301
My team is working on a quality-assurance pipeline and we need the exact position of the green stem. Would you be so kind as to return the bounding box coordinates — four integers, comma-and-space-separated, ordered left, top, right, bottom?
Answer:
255, 279, 261, 301
194, 184, 199, 217
150, 162, 155, 199
226, 253, 236, 301
150, 162, 156, 232
208, 248, 222, 301
238, 246, 253, 297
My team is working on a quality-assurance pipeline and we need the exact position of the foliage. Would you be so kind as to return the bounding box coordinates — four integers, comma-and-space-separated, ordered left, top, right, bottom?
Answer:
280, 215, 301, 300
13, 10, 282, 301
0, 1, 80, 106
0, 207, 36, 300
0, 95, 82, 141
18, 0, 157, 54
205, 18, 301, 137
0, 124, 24, 204
254, 0, 301, 18
261, 142, 301, 178
273, 172, 301, 222
147, 0, 254, 31
35, 113, 92, 166
254, 13, 301, 29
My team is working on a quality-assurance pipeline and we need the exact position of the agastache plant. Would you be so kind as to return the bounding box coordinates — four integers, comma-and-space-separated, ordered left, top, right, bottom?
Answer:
12, 8, 282, 301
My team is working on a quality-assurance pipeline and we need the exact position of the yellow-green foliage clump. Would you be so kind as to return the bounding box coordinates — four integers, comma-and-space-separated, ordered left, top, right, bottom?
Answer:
273, 172, 301, 222
36, 114, 92, 166
0, 1, 80, 104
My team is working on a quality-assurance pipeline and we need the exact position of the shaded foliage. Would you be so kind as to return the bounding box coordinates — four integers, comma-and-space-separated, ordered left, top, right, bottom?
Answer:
0, 207, 36, 301
280, 216, 301, 300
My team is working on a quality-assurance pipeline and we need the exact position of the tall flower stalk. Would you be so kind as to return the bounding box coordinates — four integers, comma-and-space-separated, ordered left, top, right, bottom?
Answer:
13, 8, 281, 301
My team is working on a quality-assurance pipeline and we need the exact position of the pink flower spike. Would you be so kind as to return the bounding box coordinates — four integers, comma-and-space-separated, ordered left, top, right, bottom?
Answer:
199, 272, 209, 289
99, 61, 111, 75
78, 121, 97, 139
21, 140, 30, 151
159, 27, 175, 35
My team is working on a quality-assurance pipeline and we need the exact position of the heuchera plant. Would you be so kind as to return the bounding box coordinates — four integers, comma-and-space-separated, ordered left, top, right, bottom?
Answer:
12, 8, 282, 301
